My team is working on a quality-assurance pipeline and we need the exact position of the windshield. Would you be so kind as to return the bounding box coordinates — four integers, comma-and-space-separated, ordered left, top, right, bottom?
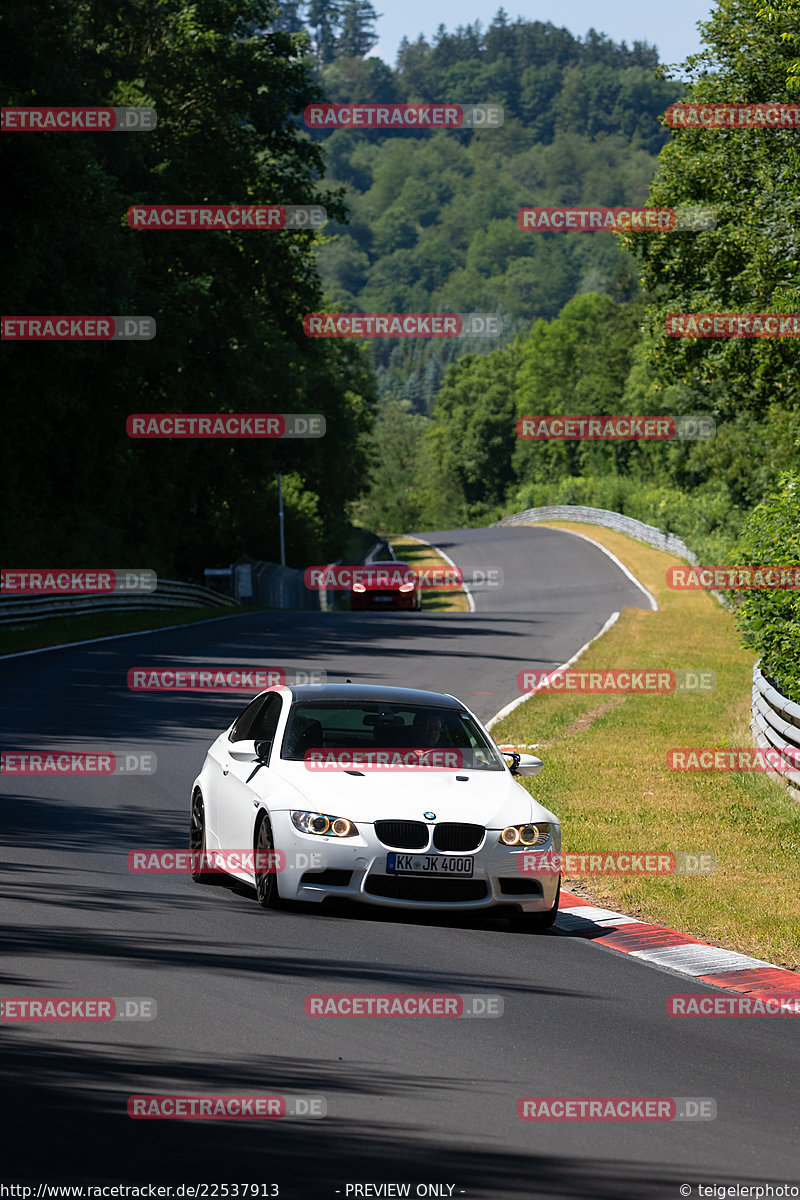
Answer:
281, 701, 506, 770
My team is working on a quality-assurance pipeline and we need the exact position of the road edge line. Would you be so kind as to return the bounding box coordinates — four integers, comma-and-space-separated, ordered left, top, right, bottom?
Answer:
401, 533, 476, 612
485, 611, 620, 730
0, 611, 249, 662
535, 523, 658, 611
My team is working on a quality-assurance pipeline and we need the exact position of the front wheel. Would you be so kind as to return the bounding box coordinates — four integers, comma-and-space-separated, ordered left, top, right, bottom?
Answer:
254, 814, 283, 909
190, 792, 214, 884
512, 878, 560, 931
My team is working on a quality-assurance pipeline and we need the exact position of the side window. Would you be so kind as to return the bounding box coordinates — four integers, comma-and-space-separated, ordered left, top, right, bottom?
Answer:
229, 693, 272, 743
250, 694, 282, 744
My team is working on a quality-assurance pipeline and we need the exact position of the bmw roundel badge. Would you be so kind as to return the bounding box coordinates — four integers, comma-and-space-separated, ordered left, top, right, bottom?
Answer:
424, 812, 436, 820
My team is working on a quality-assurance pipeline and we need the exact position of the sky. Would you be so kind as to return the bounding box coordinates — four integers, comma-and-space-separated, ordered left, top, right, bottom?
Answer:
371, 0, 718, 74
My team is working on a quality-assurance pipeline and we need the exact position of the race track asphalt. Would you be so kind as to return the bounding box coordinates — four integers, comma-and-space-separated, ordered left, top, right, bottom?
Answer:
1, 525, 797, 1198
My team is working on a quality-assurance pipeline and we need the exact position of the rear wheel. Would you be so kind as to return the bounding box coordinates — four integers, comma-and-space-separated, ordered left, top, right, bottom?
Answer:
190, 792, 214, 884
512, 878, 560, 931
254, 814, 282, 909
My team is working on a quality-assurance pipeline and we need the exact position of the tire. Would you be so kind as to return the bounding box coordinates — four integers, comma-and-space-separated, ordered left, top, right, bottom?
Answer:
254, 813, 283, 909
190, 791, 214, 884
512, 878, 560, 931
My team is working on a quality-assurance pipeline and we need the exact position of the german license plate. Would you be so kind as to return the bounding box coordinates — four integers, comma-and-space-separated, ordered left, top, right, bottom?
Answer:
386, 853, 474, 876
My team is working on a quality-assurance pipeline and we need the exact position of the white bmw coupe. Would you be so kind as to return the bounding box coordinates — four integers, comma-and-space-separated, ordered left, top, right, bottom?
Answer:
190, 683, 562, 928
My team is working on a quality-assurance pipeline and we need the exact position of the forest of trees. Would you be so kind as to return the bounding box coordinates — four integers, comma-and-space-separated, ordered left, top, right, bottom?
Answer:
311, 11, 682, 404
340, 0, 799, 582
2, 0, 798, 632
0, 0, 376, 575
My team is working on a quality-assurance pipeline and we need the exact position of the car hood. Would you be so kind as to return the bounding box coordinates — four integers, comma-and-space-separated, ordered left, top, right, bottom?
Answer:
266, 761, 559, 828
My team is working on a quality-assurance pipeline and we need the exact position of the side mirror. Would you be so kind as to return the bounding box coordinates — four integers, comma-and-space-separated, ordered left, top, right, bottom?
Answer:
508, 752, 543, 777
254, 740, 272, 764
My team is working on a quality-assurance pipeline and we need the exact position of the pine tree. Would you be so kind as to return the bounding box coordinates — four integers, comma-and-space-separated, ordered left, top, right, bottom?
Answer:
270, 1, 306, 34
307, 0, 342, 62
336, 0, 381, 58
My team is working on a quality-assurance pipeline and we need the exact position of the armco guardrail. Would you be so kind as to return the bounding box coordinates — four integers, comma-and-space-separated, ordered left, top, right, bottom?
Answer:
495, 505, 698, 563
0, 579, 238, 626
751, 663, 800, 804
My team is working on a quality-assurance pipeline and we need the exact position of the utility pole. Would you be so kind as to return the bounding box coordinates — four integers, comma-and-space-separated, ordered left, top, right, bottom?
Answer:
277, 473, 286, 567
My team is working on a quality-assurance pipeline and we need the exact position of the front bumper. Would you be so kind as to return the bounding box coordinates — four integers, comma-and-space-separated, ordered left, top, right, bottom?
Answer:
349, 589, 418, 611
269, 812, 560, 912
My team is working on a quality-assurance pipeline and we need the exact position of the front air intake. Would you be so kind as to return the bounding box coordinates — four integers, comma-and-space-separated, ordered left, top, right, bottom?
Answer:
374, 820, 429, 849
432, 823, 485, 852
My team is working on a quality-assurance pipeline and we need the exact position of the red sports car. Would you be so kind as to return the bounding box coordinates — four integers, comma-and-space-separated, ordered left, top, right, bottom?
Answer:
349, 561, 422, 611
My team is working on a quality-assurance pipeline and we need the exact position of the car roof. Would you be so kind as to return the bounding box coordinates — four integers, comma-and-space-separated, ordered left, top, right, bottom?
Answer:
286, 683, 460, 707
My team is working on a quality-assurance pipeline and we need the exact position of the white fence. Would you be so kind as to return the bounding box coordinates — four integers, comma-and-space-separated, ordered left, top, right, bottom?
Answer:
495, 505, 698, 563
0, 579, 239, 626
232, 539, 397, 611
751, 664, 800, 804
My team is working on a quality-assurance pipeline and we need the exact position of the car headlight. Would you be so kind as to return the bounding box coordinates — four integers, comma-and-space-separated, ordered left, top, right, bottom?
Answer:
498, 822, 551, 847
398, 582, 415, 593
353, 583, 367, 594
291, 811, 359, 838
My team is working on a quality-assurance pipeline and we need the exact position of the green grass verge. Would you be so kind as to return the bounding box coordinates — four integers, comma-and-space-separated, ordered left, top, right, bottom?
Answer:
492, 521, 800, 970
0, 605, 253, 657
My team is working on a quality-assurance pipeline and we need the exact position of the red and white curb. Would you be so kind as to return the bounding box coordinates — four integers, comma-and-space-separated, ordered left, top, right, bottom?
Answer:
556, 890, 800, 999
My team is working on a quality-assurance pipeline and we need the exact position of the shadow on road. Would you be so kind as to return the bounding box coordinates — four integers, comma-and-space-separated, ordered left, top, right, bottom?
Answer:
0, 1031, 712, 1198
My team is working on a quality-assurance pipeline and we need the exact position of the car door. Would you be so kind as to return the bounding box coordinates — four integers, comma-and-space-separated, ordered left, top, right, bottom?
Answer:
216, 692, 284, 863
203, 693, 269, 848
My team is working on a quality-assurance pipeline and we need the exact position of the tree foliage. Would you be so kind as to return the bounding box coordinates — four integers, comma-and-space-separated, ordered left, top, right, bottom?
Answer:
732, 472, 800, 698
620, 0, 800, 466
310, 13, 681, 409
0, 0, 376, 575
349, 0, 800, 659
